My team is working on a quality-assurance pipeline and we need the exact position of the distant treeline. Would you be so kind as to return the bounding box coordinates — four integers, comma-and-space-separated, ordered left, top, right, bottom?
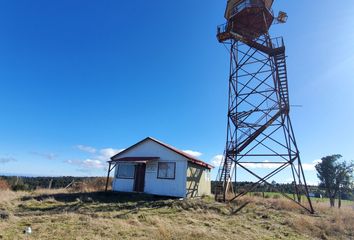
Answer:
211, 181, 320, 195
211, 181, 354, 201
0, 176, 106, 191
0, 176, 353, 200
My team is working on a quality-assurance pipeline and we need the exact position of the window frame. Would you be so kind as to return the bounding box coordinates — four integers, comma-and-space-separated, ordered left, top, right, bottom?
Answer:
157, 162, 176, 180
116, 163, 136, 179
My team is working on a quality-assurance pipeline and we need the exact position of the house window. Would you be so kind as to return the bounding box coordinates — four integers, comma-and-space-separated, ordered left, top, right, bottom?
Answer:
157, 162, 176, 179
116, 164, 135, 179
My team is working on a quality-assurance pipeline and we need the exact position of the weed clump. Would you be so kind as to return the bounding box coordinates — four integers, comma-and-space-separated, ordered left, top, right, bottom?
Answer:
0, 210, 9, 220
0, 179, 10, 190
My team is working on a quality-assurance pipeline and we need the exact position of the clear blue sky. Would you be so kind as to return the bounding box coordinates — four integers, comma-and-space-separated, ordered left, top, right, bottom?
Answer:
0, 1, 353, 185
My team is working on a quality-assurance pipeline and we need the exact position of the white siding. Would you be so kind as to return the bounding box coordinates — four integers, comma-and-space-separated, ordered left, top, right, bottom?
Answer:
112, 162, 135, 192
144, 159, 186, 197
112, 177, 134, 192
112, 139, 187, 197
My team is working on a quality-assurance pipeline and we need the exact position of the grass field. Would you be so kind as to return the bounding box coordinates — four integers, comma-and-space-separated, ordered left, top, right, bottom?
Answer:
249, 192, 354, 206
0, 189, 353, 240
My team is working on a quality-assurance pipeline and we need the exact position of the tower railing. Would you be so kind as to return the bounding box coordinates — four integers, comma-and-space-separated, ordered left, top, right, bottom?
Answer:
230, 0, 273, 19
216, 24, 284, 50
270, 37, 284, 49
217, 23, 228, 36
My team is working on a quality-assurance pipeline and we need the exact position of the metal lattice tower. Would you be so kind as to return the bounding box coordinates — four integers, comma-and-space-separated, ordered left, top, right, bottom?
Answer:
214, 0, 314, 213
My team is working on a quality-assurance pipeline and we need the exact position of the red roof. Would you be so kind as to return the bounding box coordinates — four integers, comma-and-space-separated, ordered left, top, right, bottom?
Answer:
111, 137, 214, 169
109, 157, 160, 163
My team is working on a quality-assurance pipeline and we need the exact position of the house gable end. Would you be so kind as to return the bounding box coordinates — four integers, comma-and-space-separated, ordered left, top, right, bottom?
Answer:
111, 138, 190, 163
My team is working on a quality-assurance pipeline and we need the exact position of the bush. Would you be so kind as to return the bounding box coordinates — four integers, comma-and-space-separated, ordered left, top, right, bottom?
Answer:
0, 179, 10, 190
0, 210, 9, 220
71, 177, 112, 192
272, 194, 281, 199
252, 192, 262, 197
11, 183, 30, 191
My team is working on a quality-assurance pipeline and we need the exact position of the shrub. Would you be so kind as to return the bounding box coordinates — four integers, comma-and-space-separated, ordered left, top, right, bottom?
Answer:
252, 192, 262, 197
11, 183, 30, 191
272, 194, 281, 199
71, 177, 112, 192
0, 179, 10, 190
0, 210, 9, 220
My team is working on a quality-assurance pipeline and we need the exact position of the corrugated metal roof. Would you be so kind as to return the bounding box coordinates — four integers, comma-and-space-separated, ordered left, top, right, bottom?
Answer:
109, 157, 160, 163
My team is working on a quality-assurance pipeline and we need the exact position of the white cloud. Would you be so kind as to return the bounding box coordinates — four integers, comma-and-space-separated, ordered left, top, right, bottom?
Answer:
207, 157, 320, 171
97, 148, 124, 161
239, 159, 321, 171
241, 160, 283, 169
210, 155, 284, 169
82, 159, 105, 169
75, 145, 97, 154
183, 150, 202, 158
67, 146, 124, 171
0, 156, 16, 164
211, 154, 224, 166
66, 160, 75, 164
301, 159, 322, 171
313, 159, 322, 164
31, 151, 56, 160
302, 163, 316, 171
65, 159, 105, 169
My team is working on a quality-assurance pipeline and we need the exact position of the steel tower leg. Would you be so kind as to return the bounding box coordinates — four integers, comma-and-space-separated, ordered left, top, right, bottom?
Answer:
216, 34, 314, 214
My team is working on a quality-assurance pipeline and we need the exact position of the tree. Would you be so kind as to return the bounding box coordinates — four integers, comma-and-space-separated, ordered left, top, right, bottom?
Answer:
336, 161, 353, 208
315, 155, 353, 208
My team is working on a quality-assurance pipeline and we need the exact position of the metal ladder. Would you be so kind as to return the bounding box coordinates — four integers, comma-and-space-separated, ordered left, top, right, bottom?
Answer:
215, 151, 231, 201
274, 52, 289, 110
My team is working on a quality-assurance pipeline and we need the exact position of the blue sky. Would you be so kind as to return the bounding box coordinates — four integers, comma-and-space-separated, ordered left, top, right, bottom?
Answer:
0, 1, 353, 185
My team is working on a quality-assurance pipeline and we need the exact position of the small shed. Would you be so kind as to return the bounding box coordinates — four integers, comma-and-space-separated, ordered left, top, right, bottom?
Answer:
105, 137, 213, 198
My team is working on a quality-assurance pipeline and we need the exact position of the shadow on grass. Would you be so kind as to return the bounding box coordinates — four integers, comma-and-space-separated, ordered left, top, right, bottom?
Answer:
28, 191, 173, 203
18, 191, 177, 215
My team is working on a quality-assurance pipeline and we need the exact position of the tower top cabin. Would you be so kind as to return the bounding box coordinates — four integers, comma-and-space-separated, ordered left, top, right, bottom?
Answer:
224, 0, 274, 39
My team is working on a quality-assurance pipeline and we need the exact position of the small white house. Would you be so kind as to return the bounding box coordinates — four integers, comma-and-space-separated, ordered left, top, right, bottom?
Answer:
106, 137, 213, 198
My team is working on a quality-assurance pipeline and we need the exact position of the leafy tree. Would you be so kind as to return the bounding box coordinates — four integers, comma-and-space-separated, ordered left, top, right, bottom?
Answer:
336, 161, 353, 208
315, 155, 353, 208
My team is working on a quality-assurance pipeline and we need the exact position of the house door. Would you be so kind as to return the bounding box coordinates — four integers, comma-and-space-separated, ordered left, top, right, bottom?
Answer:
133, 163, 146, 192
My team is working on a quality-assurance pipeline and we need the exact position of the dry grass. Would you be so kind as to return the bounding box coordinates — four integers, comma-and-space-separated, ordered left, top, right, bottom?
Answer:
0, 189, 353, 240
70, 177, 112, 192
235, 195, 354, 239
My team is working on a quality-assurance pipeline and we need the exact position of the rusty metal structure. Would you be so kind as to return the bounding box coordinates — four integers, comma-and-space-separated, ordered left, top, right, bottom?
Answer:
215, 0, 314, 213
